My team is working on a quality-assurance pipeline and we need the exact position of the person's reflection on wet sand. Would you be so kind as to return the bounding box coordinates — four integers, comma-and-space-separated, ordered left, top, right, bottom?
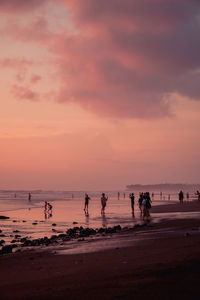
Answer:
44, 201, 53, 219
44, 209, 52, 220
101, 212, 107, 227
85, 213, 89, 227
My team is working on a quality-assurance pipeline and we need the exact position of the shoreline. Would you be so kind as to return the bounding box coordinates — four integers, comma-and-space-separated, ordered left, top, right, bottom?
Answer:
1, 201, 200, 299
1, 200, 200, 253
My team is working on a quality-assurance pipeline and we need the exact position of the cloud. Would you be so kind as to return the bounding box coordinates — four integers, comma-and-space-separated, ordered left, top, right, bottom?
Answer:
0, 58, 33, 69
12, 84, 39, 101
0, 0, 49, 14
31, 74, 42, 84
1, 0, 200, 118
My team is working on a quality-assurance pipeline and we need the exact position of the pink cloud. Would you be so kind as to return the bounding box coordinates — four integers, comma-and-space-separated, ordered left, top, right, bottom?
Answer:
0, 0, 49, 14
0, 58, 33, 69
31, 74, 42, 84
1, 16, 53, 43
11, 84, 39, 101
1, 0, 200, 118
50, 0, 200, 118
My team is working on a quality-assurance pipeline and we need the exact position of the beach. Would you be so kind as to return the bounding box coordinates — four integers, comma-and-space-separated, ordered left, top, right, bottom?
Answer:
1, 201, 200, 299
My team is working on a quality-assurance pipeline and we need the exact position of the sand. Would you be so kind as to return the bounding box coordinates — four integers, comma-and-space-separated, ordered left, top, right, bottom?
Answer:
1, 201, 200, 300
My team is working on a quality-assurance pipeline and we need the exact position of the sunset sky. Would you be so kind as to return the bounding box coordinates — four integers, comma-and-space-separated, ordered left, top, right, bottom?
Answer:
0, 0, 200, 190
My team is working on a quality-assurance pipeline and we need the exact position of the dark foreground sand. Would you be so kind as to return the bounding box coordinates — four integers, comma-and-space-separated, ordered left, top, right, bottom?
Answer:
1, 202, 200, 300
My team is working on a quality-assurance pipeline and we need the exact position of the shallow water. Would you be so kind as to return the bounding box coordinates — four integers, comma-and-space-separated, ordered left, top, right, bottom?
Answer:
0, 190, 197, 245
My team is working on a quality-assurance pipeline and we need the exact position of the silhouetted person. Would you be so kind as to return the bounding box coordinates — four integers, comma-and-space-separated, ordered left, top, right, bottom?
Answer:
44, 201, 48, 210
129, 193, 135, 214
144, 192, 152, 219
168, 194, 170, 201
84, 193, 90, 214
179, 190, 184, 204
138, 193, 144, 215
196, 190, 200, 201
101, 193, 108, 214
28, 193, 31, 201
117, 192, 120, 200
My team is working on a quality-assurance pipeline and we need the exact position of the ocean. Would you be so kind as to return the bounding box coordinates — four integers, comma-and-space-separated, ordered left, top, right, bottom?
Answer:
0, 189, 197, 245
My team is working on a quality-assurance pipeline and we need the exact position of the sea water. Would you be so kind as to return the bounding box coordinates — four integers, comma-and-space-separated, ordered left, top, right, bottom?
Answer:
0, 189, 197, 244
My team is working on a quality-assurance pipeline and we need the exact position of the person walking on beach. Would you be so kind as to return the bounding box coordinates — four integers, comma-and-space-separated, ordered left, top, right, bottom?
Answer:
101, 193, 108, 214
129, 193, 135, 215
179, 190, 184, 204
84, 193, 90, 214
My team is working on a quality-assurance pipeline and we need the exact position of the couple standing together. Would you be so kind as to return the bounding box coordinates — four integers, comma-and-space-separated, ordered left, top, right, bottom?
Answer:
84, 193, 108, 214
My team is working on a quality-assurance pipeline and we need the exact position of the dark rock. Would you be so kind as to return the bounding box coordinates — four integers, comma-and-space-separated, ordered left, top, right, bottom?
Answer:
32, 222, 38, 225
0, 234, 5, 237
0, 229, 2, 233
73, 221, 78, 224
58, 234, 67, 239
0, 245, 16, 255
13, 220, 17, 222
11, 240, 17, 243
22, 220, 26, 222
0, 240, 5, 245
15, 235, 21, 238
0, 216, 9, 219
114, 225, 121, 231
20, 237, 27, 243
22, 240, 32, 246
98, 228, 106, 233
13, 230, 19, 233
52, 223, 57, 226
105, 227, 115, 234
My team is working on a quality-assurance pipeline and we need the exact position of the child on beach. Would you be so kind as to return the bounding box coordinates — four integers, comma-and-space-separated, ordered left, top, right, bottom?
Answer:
101, 193, 108, 214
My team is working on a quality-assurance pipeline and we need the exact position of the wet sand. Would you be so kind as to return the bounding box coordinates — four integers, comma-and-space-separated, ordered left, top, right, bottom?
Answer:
1, 201, 200, 299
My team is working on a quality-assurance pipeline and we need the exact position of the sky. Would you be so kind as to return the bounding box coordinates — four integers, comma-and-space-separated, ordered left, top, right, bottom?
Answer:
0, 0, 200, 190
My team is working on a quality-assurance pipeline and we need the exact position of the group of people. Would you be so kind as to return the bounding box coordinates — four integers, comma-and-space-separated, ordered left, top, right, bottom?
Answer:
84, 192, 151, 219
129, 192, 152, 219
179, 190, 200, 203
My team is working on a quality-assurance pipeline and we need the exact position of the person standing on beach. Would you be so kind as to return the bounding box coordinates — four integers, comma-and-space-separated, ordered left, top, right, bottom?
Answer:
129, 193, 135, 215
196, 190, 200, 201
179, 190, 184, 204
138, 193, 143, 215
101, 193, 108, 214
84, 193, 90, 214
28, 192, 31, 201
